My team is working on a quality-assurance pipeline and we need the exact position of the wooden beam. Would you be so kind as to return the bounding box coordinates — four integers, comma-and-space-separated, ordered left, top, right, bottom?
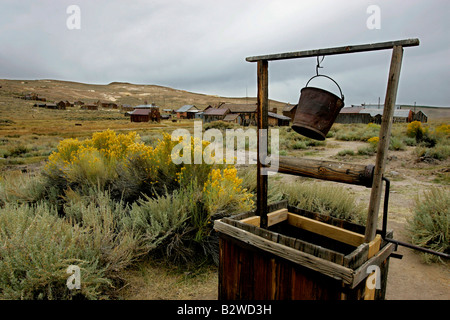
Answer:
368, 234, 382, 259
364, 234, 383, 300
268, 156, 374, 187
365, 45, 404, 242
240, 208, 288, 227
246, 38, 419, 62
351, 242, 396, 289
286, 213, 365, 247
256, 60, 269, 228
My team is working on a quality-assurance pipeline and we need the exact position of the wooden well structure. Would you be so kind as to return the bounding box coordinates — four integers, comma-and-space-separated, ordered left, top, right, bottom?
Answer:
214, 39, 420, 300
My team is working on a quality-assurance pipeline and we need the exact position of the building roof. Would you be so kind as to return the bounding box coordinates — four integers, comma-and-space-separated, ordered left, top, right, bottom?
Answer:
176, 105, 199, 112
268, 112, 291, 120
203, 108, 229, 116
219, 104, 256, 113
359, 109, 412, 118
283, 104, 297, 112
130, 109, 151, 115
134, 104, 159, 109
339, 107, 364, 114
223, 113, 240, 121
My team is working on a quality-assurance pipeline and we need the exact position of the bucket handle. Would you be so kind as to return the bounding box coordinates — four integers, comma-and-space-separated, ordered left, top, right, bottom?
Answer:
305, 74, 344, 101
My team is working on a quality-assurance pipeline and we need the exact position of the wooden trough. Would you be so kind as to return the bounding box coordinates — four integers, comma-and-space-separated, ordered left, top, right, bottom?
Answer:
215, 201, 395, 300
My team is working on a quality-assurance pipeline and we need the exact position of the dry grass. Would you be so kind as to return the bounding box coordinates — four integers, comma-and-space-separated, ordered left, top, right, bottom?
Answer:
119, 259, 218, 300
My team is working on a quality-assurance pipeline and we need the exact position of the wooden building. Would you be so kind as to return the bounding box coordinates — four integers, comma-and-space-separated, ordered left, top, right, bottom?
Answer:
219, 104, 257, 126
130, 108, 161, 122
130, 109, 150, 122
203, 107, 230, 123
222, 113, 241, 124
176, 105, 199, 119
282, 104, 297, 120
81, 104, 98, 110
268, 112, 291, 126
413, 110, 428, 123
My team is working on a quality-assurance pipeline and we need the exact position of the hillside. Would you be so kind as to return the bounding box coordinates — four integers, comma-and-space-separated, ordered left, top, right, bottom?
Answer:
0, 79, 287, 111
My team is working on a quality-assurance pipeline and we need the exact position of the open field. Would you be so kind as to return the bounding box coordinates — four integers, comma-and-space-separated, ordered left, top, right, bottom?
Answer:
0, 79, 448, 300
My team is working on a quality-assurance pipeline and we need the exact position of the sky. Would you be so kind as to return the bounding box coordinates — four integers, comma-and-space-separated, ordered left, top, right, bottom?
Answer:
0, 0, 449, 107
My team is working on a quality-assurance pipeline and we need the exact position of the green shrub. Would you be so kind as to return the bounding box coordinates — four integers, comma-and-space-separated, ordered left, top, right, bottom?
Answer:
276, 181, 366, 224
407, 187, 449, 263
7, 145, 30, 157
415, 145, 450, 161
357, 146, 376, 156
0, 202, 112, 299
338, 149, 355, 156
389, 137, 406, 151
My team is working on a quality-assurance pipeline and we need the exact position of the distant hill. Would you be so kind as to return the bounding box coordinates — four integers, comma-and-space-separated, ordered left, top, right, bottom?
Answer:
0, 79, 287, 112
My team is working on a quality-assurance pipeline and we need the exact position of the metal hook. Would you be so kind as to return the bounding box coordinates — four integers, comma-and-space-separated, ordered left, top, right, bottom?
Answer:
316, 55, 325, 76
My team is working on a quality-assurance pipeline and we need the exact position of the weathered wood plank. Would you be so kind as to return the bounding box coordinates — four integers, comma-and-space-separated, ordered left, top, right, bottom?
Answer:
233, 219, 345, 265
351, 242, 396, 289
256, 59, 269, 228
287, 213, 365, 247
344, 243, 369, 269
214, 219, 355, 284
365, 45, 404, 242
368, 234, 382, 259
269, 156, 374, 187
246, 38, 419, 62
240, 208, 288, 227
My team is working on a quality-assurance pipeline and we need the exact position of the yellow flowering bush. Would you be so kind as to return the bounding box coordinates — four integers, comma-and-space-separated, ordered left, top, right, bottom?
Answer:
368, 136, 379, 145
202, 167, 254, 214
406, 121, 426, 139
434, 124, 450, 138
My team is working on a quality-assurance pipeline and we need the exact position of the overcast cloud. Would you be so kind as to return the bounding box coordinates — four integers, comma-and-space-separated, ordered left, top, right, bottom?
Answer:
0, 0, 449, 106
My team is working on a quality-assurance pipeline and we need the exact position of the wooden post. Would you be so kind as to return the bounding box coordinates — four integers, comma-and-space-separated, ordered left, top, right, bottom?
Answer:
257, 60, 269, 228
364, 46, 404, 242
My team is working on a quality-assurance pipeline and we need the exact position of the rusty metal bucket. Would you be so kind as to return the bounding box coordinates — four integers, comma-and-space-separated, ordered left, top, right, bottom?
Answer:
292, 75, 345, 140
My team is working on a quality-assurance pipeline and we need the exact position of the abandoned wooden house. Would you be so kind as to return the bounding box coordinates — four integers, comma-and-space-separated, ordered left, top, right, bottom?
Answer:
413, 110, 428, 122
81, 104, 98, 110
121, 104, 134, 112
176, 105, 199, 119
218, 104, 257, 126
130, 109, 151, 122
130, 108, 161, 123
336, 106, 415, 124
56, 101, 68, 110
222, 113, 240, 124
282, 104, 297, 120
203, 107, 230, 123
268, 112, 291, 126
335, 107, 373, 124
